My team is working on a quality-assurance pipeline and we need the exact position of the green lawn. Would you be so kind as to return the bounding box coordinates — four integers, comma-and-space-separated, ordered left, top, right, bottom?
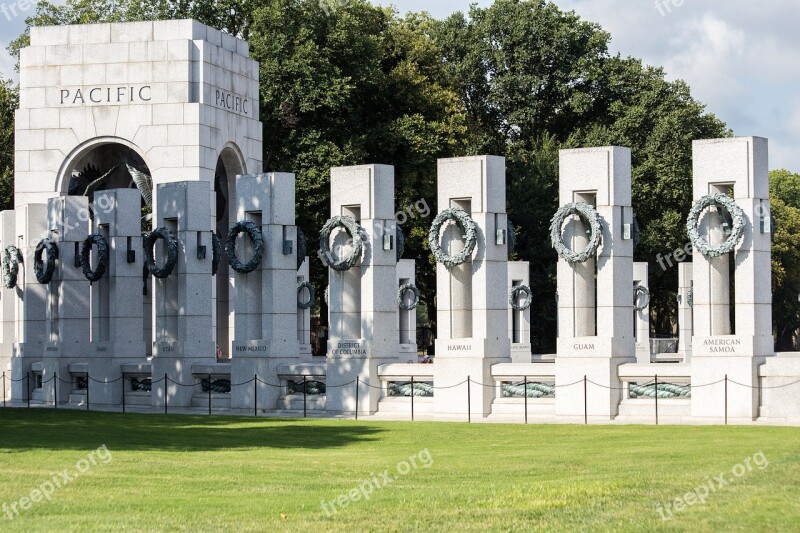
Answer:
0, 409, 798, 531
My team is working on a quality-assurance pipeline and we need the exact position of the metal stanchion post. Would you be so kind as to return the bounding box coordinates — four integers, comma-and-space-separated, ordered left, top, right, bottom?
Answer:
303, 376, 307, 419
208, 373, 212, 416
724, 374, 728, 426
355, 378, 359, 420
467, 376, 471, 423
654, 374, 658, 425
86, 376, 90, 411
583, 375, 588, 425
523, 376, 528, 424
254, 375, 258, 417
164, 373, 168, 415
411, 375, 415, 422
54, 373, 58, 409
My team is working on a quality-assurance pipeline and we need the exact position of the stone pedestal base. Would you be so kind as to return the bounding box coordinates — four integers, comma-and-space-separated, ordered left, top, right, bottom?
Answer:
759, 354, 800, 420
0, 348, 11, 402
151, 341, 216, 407
10, 344, 42, 402
690, 335, 772, 420
433, 355, 508, 418
691, 356, 765, 420
555, 337, 634, 420
554, 356, 632, 420
230, 340, 300, 410
325, 339, 397, 415
87, 344, 147, 406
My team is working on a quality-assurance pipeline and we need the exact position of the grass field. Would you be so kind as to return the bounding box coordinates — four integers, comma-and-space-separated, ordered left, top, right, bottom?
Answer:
0, 409, 799, 531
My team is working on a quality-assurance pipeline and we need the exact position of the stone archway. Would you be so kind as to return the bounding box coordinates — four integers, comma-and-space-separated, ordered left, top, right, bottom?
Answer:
214, 143, 245, 358
58, 137, 151, 199
60, 137, 154, 354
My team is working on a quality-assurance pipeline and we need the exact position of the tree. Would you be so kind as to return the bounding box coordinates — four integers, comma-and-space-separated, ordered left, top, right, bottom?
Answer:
770, 169, 800, 350
0, 77, 17, 210
248, 2, 469, 325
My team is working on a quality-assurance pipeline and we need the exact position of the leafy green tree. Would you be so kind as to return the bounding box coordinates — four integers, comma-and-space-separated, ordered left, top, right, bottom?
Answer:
0, 77, 17, 210
248, 2, 469, 326
770, 169, 800, 350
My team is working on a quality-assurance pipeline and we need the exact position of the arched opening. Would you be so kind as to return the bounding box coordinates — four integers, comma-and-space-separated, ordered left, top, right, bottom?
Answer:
64, 142, 150, 201
214, 144, 244, 359
62, 139, 154, 355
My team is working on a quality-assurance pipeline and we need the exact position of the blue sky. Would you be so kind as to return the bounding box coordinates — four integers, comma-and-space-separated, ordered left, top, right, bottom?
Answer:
1, 0, 796, 171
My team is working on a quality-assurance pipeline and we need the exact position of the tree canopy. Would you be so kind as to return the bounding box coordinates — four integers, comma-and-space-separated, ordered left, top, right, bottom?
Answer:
6, 0, 790, 350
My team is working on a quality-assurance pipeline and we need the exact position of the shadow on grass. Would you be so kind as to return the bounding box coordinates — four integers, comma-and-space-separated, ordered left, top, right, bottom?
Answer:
0, 408, 384, 452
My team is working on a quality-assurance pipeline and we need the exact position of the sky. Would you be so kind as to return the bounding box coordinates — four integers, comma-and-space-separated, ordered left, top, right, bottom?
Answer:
0, 0, 796, 171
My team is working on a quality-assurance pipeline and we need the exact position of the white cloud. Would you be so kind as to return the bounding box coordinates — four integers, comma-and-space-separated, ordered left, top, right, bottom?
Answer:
557, 0, 800, 171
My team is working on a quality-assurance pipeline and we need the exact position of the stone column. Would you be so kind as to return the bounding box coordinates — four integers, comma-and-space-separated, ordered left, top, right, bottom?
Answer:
397, 259, 417, 362
633, 262, 650, 363
41, 196, 90, 405
508, 261, 532, 364
0, 211, 16, 391
151, 181, 216, 408
677, 262, 693, 361
555, 147, 635, 420
297, 256, 313, 362
326, 164, 399, 415
230, 173, 300, 410
432, 156, 511, 418
88, 188, 147, 406
10, 204, 48, 402
691, 137, 773, 421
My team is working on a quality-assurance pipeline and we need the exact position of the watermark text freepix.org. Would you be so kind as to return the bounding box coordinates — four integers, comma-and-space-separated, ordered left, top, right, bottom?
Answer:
0, 0, 33, 21
2, 445, 113, 521
656, 450, 768, 521
320, 448, 433, 516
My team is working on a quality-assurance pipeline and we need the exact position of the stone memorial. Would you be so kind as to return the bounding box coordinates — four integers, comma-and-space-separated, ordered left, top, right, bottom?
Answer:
397, 258, 418, 362
324, 164, 400, 415
677, 262, 693, 361
553, 147, 635, 420
150, 181, 216, 407
297, 253, 313, 362
229, 172, 300, 410
86, 188, 146, 405
431, 155, 511, 418
508, 261, 532, 364
633, 262, 650, 364
689, 137, 773, 421
10, 204, 49, 402
41, 195, 91, 404
0, 211, 17, 390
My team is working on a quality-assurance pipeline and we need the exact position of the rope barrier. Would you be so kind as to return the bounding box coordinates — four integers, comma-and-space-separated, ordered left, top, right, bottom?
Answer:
3, 369, 798, 423
255, 376, 284, 388
728, 378, 800, 389
0, 374, 781, 392
228, 377, 258, 388
87, 376, 124, 384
